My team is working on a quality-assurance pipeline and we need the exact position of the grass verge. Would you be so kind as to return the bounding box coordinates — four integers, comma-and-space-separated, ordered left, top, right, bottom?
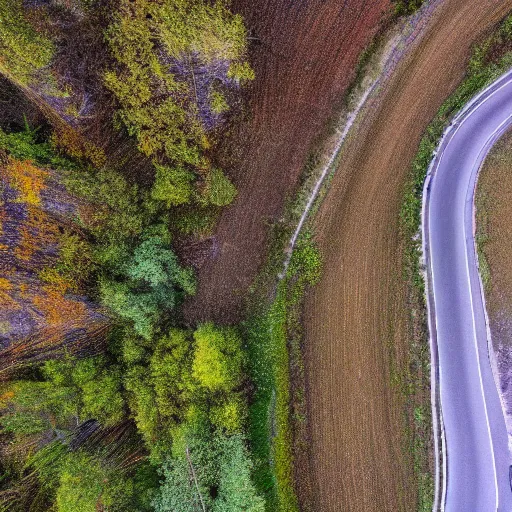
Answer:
243, 232, 321, 512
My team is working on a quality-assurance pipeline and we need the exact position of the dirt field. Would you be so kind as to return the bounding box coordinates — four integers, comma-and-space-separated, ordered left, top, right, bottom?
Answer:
477, 130, 512, 446
477, 131, 512, 335
303, 1, 512, 511
183, 0, 391, 323
477, 130, 512, 338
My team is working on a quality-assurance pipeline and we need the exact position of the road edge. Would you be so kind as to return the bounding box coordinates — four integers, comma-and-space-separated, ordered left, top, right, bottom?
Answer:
421, 67, 512, 512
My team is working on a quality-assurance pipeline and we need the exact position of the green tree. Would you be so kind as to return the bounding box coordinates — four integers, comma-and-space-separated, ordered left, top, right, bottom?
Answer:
192, 323, 244, 393
149, 330, 194, 420
151, 164, 195, 207
123, 329, 194, 459
0, 380, 79, 437
153, 431, 263, 512
209, 394, 245, 433
100, 235, 196, 339
56, 451, 104, 512
46, 357, 125, 427
124, 364, 161, 449
201, 168, 237, 207
63, 166, 145, 243
213, 434, 265, 512
56, 451, 136, 512
0, 0, 54, 83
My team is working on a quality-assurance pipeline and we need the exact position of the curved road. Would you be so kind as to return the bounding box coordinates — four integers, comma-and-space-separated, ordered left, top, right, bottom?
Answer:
424, 70, 512, 511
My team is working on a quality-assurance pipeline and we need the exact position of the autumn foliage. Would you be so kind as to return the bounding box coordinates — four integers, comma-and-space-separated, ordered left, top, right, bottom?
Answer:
0, 151, 107, 375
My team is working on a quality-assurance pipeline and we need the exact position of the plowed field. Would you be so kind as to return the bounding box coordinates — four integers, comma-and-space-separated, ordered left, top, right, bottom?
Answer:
183, 0, 391, 323
304, 1, 512, 511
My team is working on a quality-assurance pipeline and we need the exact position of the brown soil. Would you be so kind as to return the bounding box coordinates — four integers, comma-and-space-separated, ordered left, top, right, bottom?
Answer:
183, 0, 392, 323
303, 1, 512, 511
477, 130, 512, 397
477, 130, 512, 328
477, 131, 512, 313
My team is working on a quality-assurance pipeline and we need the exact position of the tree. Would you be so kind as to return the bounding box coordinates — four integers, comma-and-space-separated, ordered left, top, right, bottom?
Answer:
100, 235, 196, 339
0, 0, 54, 84
149, 330, 194, 420
192, 324, 243, 393
201, 168, 237, 207
56, 451, 104, 512
124, 364, 161, 450
153, 431, 264, 512
123, 329, 194, 460
55, 450, 136, 512
209, 394, 245, 434
46, 357, 125, 427
151, 164, 195, 207
127, 236, 195, 294
0, 380, 79, 438
213, 434, 265, 512
152, 455, 204, 512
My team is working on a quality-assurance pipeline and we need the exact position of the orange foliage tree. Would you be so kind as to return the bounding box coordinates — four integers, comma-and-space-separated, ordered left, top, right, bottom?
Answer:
0, 153, 108, 377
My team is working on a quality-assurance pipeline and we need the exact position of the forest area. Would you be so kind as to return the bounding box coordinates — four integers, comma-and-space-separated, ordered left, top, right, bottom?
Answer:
0, 0, 429, 510
0, 0, 262, 510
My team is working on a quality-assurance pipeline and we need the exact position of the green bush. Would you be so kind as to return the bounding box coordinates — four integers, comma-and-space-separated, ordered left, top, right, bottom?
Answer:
192, 323, 244, 393
151, 163, 195, 207
210, 90, 230, 114
44, 357, 125, 426
393, 0, 424, 16
0, 127, 75, 169
0, 0, 54, 84
201, 168, 237, 207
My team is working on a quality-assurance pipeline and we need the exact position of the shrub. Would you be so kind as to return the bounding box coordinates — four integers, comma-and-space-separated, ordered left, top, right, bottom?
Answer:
0, 0, 54, 84
201, 168, 237, 206
393, 0, 424, 15
210, 90, 230, 114
227, 61, 255, 82
151, 164, 195, 207
192, 323, 244, 393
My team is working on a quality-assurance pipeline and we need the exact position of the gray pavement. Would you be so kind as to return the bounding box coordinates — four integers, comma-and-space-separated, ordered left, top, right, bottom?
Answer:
424, 71, 512, 512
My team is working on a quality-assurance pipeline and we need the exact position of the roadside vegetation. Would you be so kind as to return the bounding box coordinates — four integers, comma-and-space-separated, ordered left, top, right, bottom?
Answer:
400, 12, 512, 511
244, 232, 321, 512
393, 0, 425, 16
0, 1, 263, 511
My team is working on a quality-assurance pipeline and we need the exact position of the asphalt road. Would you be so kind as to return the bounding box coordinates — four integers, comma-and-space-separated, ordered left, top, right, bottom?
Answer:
424, 70, 512, 511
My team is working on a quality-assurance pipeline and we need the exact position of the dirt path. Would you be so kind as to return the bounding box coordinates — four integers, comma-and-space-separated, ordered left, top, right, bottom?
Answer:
183, 0, 391, 323
303, 1, 512, 510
